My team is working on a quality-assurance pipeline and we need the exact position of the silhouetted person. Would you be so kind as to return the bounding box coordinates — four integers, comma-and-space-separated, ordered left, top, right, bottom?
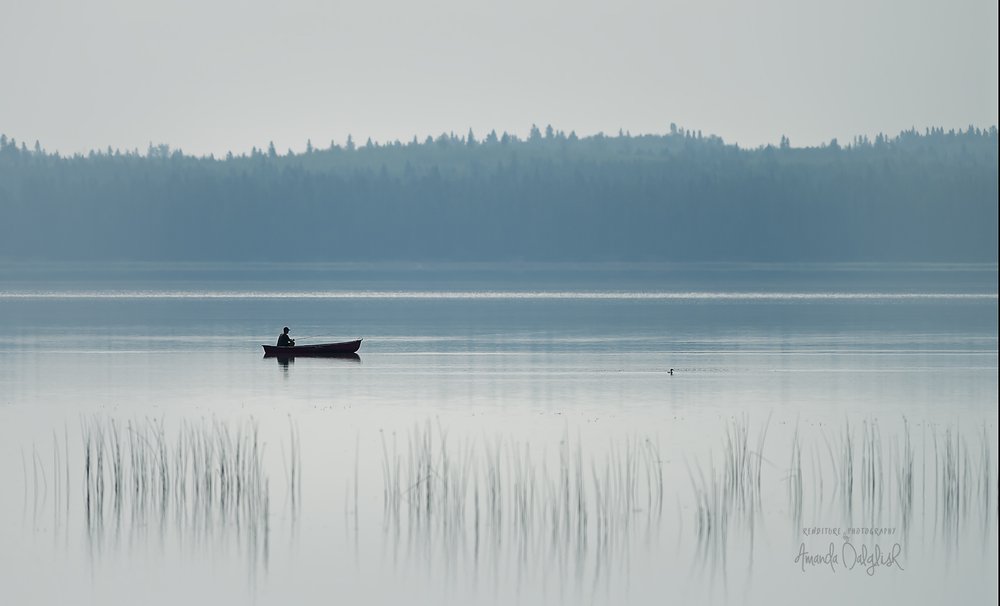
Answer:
277, 327, 295, 347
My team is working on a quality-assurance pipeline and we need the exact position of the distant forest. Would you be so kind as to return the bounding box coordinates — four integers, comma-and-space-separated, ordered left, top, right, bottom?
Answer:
0, 125, 996, 262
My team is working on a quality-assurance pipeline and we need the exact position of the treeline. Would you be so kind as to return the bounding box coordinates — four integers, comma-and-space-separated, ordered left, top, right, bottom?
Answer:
0, 125, 996, 262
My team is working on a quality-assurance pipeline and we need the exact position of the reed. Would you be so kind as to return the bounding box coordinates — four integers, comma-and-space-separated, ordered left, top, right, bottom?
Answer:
788, 423, 803, 529
379, 424, 664, 583
282, 416, 302, 516
25, 416, 279, 569
781, 418, 994, 544
686, 415, 771, 577
20, 413, 996, 587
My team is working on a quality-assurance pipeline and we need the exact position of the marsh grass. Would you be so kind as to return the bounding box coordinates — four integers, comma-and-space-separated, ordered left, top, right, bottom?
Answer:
20, 413, 996, 587
368, 415, 995, 591
687, 415, 770, 579
378, 422, 664, 590
788, 424, 803, 529
24, 416, 281, 571
781, 418, 994, 549
282, 416, 302, 521
928, 423, 995, 546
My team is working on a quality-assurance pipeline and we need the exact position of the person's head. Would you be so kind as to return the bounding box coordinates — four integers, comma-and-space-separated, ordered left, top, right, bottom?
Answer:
283, 327, 290, 334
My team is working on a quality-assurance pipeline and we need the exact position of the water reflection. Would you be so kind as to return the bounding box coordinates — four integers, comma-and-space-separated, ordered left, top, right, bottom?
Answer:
692, 417, 996, 587
364, 417, 995, 596
23, 417, 305, 577
267, 353, 361, 370
80, 417, 278, 574
19, 415, 996, 601
375, 424, 665, 597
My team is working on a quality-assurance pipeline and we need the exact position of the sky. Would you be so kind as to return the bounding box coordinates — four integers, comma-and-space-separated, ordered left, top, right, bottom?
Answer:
0, 0, 997, 156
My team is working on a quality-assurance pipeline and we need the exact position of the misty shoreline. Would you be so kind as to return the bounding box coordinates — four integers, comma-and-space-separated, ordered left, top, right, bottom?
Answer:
1, 127, 996, 264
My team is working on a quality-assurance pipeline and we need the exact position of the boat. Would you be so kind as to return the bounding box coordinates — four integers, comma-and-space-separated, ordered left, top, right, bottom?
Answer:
262, 339, 362, 357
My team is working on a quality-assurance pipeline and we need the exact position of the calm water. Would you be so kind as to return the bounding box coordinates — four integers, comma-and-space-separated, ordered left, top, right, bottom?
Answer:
0, 263, 996, 605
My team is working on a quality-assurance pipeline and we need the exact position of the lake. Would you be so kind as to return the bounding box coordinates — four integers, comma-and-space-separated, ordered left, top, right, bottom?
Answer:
0, 263, 996, 605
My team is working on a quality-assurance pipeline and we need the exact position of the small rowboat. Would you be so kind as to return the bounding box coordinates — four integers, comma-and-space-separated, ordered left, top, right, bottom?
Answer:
262, 339, 362, 357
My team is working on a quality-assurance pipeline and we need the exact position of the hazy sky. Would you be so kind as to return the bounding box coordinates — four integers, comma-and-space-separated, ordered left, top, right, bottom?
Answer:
1, 0, 996, 155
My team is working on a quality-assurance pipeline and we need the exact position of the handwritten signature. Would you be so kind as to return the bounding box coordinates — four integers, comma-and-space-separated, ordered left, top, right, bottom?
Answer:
794, 542, 904, 575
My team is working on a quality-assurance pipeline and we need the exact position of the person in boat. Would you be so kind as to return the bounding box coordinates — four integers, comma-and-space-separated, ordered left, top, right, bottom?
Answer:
276, 327, 295, 347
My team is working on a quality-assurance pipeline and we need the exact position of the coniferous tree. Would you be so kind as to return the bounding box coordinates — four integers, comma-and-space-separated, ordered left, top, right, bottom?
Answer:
0, 126, 994, 263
